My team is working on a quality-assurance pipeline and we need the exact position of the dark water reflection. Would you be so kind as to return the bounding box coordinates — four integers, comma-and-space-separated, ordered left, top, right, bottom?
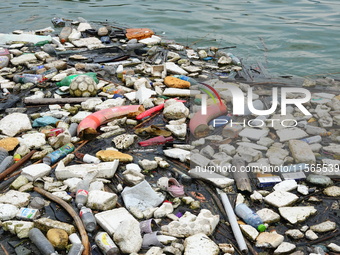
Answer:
1, 0, 339, 77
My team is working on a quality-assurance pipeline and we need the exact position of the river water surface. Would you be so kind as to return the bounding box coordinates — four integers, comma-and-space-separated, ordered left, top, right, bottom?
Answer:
1, 0, 339, 77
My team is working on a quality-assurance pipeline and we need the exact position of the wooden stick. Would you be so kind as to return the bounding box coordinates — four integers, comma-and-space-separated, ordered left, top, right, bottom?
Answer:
24, 97, 98, 105
232, 156, 252, 193
34, 187, 90, 255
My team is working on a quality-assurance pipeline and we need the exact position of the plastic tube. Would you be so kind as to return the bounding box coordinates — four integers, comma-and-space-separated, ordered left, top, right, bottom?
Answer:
77, 105, 145, 139
189, 104, 227, 138
216, 188, 248, 253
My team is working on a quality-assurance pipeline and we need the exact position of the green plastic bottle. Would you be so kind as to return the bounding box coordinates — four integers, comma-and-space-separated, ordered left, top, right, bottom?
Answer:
56, 72, 99, 87
34, 40, 50, 47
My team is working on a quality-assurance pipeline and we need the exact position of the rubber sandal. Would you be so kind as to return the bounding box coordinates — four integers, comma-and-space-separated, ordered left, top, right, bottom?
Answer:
140, 219, 159, 234
157, 177, 185, 197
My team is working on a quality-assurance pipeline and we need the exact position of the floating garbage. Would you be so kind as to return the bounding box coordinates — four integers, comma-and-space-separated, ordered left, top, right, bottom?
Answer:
0, 16, 339, 255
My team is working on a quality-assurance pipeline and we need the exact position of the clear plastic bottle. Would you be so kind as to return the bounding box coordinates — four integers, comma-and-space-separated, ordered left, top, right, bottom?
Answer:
28, 228, 57, 255
235, 203, 266, 232
95, 232, 120, 255
59, 26, 72, 44
227, 52, 241, 66
75, 180, 89, 209
79, 206, 97, 232
13, 74, 45, 84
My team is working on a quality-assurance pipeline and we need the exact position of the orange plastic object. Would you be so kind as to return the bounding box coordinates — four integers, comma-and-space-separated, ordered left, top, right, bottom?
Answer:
126, 28, 154, 40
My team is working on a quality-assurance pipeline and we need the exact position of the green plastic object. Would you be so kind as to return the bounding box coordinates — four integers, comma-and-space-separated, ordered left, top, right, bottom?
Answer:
257, 224, 266, 232
56, 72, 99, 87
34, 40, 50, 46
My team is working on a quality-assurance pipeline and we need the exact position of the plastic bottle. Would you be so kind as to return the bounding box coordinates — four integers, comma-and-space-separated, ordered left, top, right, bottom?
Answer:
234, 203, 266, 232
56, 72, 98, 87
42, 143, 75, 165
41, 128, 64, 137
13, 74, 45, 84
173, 74, 198, 85
28, 228, 57, 255
75, 152, 101, 164
0, 148, 9, 164
227, 52, 241, 66
95, 232, 120, 255
68, 243, 84, 255
59, 26, 72, 44
79, 206, 97, 232
68, 123, 78, 137
0, 156, 14, 173
75, 178, 91, 209
301, 135, 322, 144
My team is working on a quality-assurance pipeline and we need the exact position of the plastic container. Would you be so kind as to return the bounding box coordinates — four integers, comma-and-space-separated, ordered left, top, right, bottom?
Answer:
13, 74, 45, 84
301, 135, 322, 144
42, 143, 75, 165
234, 203, 266, 232
75, 178, 90, 209
95, 232, 120, 255
59, 26, 72, 44
79, 207, 97, 232
16, 207, 40, 220
28, 228, 57, 255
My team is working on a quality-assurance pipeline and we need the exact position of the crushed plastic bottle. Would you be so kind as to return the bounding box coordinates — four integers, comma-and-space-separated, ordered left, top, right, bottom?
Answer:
235, 203, 266, 232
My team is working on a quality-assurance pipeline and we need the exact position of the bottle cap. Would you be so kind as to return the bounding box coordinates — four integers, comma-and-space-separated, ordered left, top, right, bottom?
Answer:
257, 224, 266, 232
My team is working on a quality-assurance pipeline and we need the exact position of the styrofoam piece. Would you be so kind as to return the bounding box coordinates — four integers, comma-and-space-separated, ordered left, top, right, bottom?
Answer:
21, 163, 51, 181
188, 167, 234, 188
87, 190, 117, 211
0, 204, 19, 221
55, 160, 119, 180
121, 180, 165, 212
163, 148, 190, 162
95, 207, 136, 236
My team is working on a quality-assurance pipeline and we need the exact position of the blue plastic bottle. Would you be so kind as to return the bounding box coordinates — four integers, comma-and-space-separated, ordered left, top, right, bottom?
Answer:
173, 75, 198, 85
235, 203, 266, 232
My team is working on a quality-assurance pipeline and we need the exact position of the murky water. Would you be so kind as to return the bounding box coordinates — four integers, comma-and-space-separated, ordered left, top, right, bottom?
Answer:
1, 0, 339, 77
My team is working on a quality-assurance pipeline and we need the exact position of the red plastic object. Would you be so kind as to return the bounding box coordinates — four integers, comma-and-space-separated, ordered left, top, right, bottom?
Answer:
138, 136, 174, 146
135, 99, 186, 120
